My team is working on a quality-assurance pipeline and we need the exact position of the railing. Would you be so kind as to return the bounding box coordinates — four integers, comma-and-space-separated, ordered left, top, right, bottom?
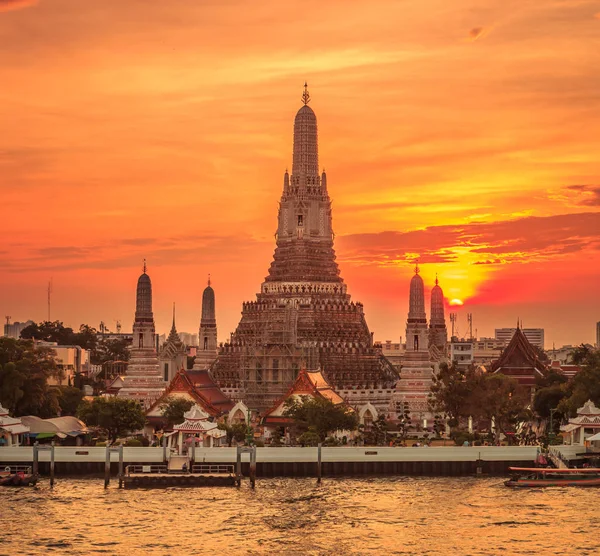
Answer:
191, 464, 234, 475
125, 464, 167, 476
2, 465, 33, 474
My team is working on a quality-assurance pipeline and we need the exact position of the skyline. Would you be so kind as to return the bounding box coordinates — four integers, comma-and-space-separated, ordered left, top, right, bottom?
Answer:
1, 0, 600, 347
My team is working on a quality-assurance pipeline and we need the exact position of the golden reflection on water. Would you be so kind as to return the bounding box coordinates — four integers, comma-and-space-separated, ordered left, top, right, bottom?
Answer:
1, 477, 599, 555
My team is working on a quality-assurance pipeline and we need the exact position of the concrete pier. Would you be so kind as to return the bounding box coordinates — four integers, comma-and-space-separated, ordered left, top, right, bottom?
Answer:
0, 446, 550, 478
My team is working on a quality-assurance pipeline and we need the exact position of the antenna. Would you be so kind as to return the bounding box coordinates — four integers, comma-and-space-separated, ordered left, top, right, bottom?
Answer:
467, 313, 473, 340
449, 313, 457, 337
5, 316, 11, 326
47, 278, 53, 321
116, 320, 122, 334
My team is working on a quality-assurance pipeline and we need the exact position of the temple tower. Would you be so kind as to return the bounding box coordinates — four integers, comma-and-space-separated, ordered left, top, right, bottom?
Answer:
394, 263, 434, 427
193, 277, 218, 370
159, 303, 187, 382
429, 275, 448, 353
118, 262, 166, 407
211, 85, 397, 413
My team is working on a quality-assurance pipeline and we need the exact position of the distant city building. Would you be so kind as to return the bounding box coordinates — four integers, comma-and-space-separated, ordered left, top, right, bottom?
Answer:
117, 263, 166, 407
39, 342, 91, 386
3, 320, 34, 339
450, 337, 505, 368
178, 332, 198, 347
495, 327, 544, 350
378, 339, 404, 371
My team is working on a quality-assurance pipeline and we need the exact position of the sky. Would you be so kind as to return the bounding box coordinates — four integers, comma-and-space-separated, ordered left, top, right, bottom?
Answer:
1, 0, 599, 348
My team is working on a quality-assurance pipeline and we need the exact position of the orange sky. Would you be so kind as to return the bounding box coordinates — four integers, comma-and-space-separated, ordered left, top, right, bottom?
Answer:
1, 0, 599, 348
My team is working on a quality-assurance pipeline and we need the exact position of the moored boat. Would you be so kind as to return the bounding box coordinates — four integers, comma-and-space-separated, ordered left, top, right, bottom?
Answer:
505, 467, 600, 488
0, 468, 38, 487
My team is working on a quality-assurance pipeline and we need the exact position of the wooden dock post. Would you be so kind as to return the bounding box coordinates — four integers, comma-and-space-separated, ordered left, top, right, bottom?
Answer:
104, 445, 110, 489
118, 445, 124, 489
49, 442, 55, 488
162, 434, 167, 463
235, 445, 242, 487
249, 446, 256, 489
32, 442, 39, 478
317, 443, 322, 484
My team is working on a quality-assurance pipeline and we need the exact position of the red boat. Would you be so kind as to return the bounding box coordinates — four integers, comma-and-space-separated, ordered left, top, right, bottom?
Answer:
0, 468, 38, 487
505, 467, 600, 488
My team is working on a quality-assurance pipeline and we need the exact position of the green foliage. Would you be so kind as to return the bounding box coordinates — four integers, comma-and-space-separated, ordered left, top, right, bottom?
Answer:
0, 338, 60, 417
160, 397, 194, 427
297, 427, 321, 446
364, 414, 389, 446
218, 422, 248, 446
124, 438, 143, 447
56, 386, 85, 416
429, 363, 477, 427
558, 349, 600, 417
323, 436, 340, 446
94, 338, 131, 366
270, 428, 284, 446
77, 397, 145, 443
283, 395, 357, 441
533, 385, 566, 420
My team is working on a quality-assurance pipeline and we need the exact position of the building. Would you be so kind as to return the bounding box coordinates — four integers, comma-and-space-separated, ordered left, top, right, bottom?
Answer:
495, 327, 544, 350
450, 337, 505, 368
158, 305, 188, 382
394, 264, 435, 425
0, 404, 29, 446
428, 276, 448, 358
39, 343, 92, 386
179, 332, 198, 347
193, 277, 218, 370
560, 400, 600, 446
3, 319, 35, 339
210, 85, 397, 414
490, 325, 547, 388
117, 263, 166, 407
379, 340, 404, 371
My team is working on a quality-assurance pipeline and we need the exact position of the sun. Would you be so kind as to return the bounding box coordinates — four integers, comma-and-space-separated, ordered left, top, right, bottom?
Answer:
449, 299, 464, 306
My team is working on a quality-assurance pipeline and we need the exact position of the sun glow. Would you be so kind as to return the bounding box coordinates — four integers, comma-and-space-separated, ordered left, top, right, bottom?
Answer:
449, 299, 464, 306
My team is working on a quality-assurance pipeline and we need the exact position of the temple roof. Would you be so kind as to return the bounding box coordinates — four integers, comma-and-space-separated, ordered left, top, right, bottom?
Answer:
263, 369, 346, 423
201, 277, 216, 324
491, 326, 546, 377
146, 368, 234, 419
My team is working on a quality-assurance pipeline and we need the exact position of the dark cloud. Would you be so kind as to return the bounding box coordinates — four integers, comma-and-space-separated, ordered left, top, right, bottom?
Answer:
0, 0, 37, 12
565, 184, 600, 206
468, 27, 485, 41
337, 212, 600, 265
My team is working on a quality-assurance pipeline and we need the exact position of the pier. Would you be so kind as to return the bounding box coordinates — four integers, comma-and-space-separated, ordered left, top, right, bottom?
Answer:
0, 445, 549, 479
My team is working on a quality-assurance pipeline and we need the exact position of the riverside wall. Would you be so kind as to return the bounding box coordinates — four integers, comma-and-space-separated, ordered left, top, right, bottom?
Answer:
0, 446, 543, 477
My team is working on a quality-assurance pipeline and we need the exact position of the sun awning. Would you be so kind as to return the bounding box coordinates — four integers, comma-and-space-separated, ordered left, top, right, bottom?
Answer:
587, 432, 600, 441
0, 424, 30, 435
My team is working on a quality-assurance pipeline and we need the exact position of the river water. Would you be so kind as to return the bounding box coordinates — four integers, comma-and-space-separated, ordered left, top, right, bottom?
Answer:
1, 477, 598, 555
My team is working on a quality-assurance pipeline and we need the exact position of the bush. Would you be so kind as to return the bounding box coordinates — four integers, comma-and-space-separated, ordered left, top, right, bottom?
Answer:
95, 441, 107, 447
124, 438, 142, 447
254, 440, 265, 447
323, 436, 340, 446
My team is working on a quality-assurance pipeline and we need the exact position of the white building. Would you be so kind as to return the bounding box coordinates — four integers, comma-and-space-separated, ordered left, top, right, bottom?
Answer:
39, 342, 91, 386
3, 320, 34, 339
495, 327, 544, 350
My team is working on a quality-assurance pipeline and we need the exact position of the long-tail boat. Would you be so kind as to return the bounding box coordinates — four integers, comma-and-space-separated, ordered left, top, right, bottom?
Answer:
505, 467, 600, 488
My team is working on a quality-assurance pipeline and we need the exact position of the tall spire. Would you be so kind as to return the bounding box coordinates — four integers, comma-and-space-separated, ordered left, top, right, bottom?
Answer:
408, 263, 426, 322
135, 264, 153, 319
143, 258, 147, 274
167, 301, 180, 343
301, 81, 310, 105
208, 273, 211, 287
172, 302, 176, 329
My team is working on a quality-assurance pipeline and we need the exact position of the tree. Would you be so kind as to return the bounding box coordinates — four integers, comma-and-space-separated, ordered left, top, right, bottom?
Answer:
20, 320, 76, 344
160, 397, 194, 427
93, 338, 131, 366
558, 349, 600, 417
395, 401, 412, 443
365, 414, 388, 446
283, 396, 357, 442
57, 386, 85, 416
533, 385, 566, 420
429, 362, 473, 427
77, 397, 145, 443
218, 422, 248, 446
0, 337, 61, 417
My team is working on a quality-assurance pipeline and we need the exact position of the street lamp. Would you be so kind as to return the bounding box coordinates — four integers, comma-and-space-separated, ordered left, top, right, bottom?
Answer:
549, 408, 558, 444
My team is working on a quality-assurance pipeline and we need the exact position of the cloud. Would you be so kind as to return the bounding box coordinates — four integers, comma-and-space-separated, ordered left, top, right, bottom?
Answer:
337, 212, 600, 267
565, 184, 600, 206
0, 0, 37, 12
467, 27, 487, 42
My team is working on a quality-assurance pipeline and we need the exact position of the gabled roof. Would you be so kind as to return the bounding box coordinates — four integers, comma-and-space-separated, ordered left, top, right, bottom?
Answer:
263, 369, 345, 423
146, 368, 234, 419
491, 326, 546, 377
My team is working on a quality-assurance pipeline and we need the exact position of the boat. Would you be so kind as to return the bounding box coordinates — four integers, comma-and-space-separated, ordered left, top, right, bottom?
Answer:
0, 467, 38, 487
505, 467, 600, 488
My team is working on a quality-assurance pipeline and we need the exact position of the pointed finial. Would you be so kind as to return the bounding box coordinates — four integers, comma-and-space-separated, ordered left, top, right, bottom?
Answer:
301, 82, 310, 105
143, 258, 147, 274
435, 272, 438, 286
414, 259, 420, 274
208, 274, 211, 287
172, 302, 176, 325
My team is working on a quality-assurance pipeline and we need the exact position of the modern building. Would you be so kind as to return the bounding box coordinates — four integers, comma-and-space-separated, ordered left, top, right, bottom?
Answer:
210, 85, 397, 414
379, 339, 404, 371
193, 278, 218, 370
117, 263, 166, 407
495, 327, 544, 350
39, 342, 92, 386
394, 264, 435, 425
450, 337, 505, 367
3, 319, 34, 339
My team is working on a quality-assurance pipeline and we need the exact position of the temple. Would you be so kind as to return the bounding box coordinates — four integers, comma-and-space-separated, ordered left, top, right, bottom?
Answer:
211, 85, 398, 413
394, 263, 435, 425
118, 262, 166, 407
159, 303, 187, 382
193, 277, 218, 370
428, 275, 448, 359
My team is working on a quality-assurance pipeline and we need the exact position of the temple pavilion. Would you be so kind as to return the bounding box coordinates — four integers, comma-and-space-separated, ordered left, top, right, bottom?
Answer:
170, 405, 227, 454
561, 400, 600, 446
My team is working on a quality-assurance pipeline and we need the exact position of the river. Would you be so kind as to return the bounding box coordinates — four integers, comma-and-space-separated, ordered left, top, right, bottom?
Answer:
1, 477, 598, 555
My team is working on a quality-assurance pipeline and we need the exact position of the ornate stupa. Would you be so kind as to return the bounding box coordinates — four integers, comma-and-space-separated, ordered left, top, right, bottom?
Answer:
193, 276, 218, 370
394, 263, 434, 424
118, 261, 166, 407
210, 85, 397, 413
159, 303, 187, 382
428, 275, 448, 354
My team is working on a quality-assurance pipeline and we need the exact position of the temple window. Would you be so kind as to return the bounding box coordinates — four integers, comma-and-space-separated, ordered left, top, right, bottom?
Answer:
203, 336, 208, 350
297, 215, 303, 226
414, 335, 419, 351
139, 333, 144, 348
